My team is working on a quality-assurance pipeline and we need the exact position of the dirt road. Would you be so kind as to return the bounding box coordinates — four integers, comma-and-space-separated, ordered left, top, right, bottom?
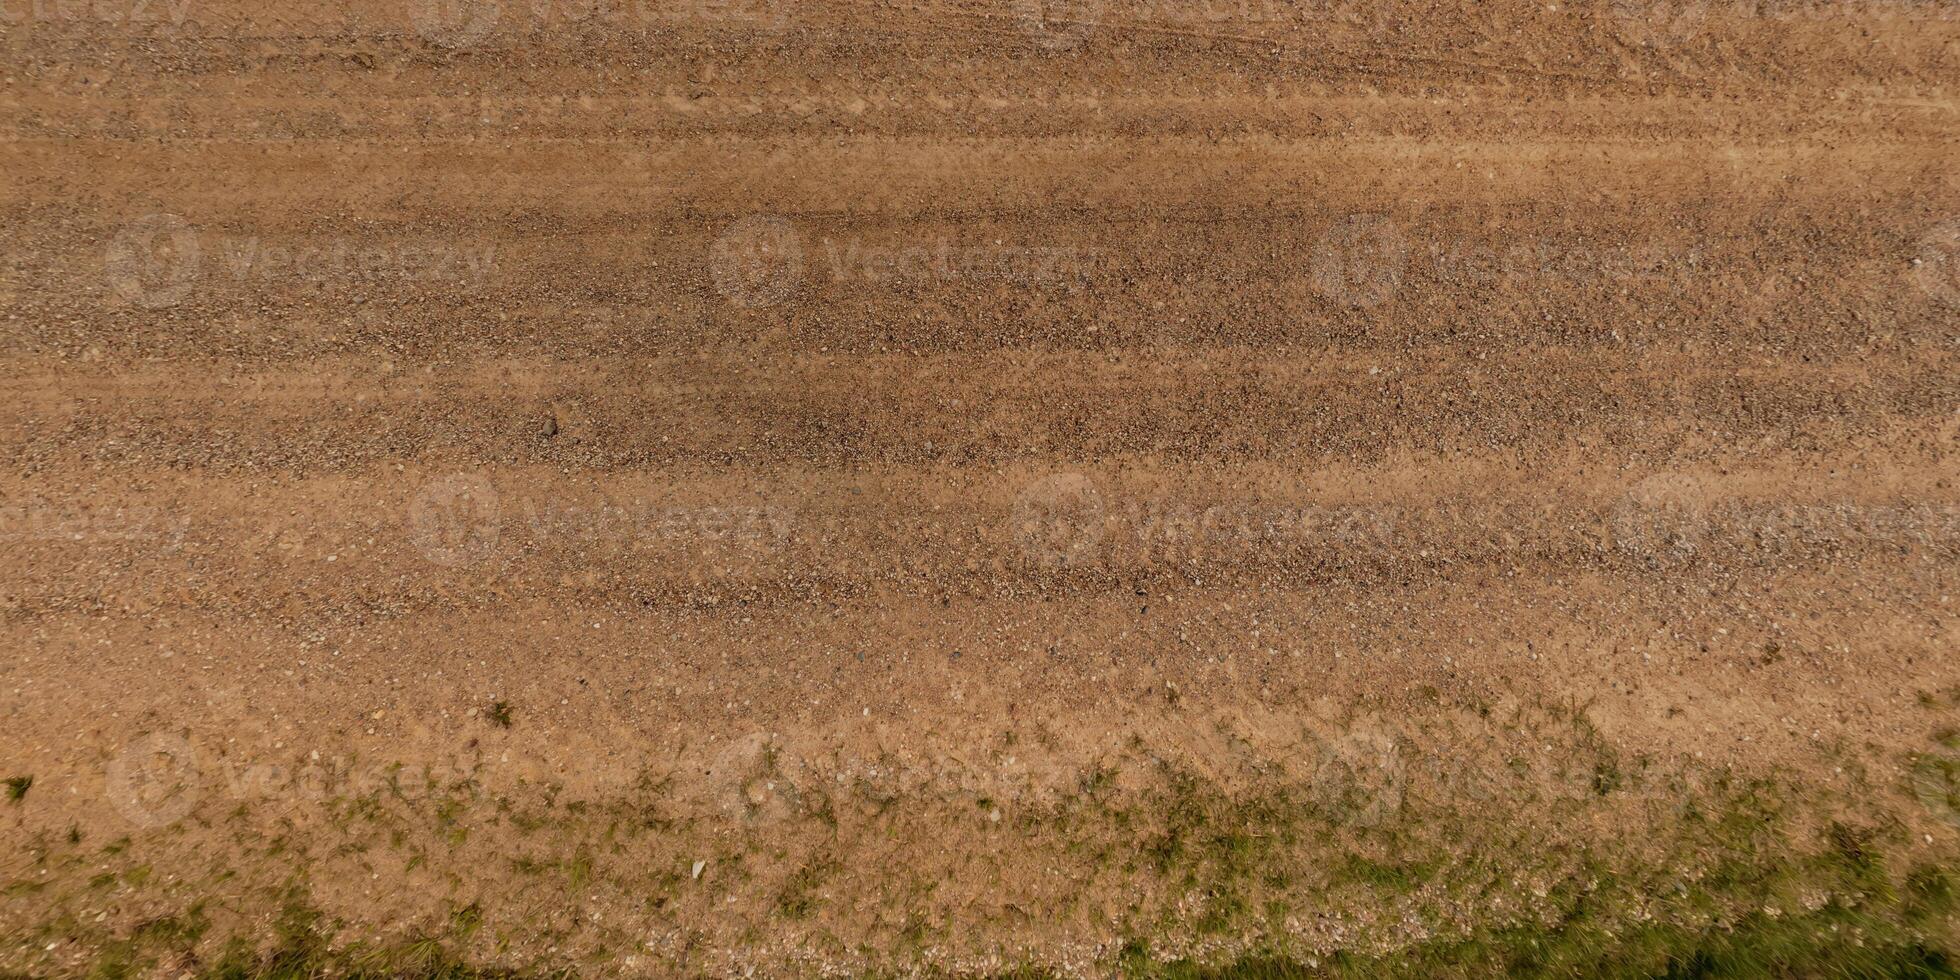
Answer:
2, 0, 1957, 975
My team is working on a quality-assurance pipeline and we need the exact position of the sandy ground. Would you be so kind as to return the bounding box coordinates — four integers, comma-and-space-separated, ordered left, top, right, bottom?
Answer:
1, 0, 1957, 974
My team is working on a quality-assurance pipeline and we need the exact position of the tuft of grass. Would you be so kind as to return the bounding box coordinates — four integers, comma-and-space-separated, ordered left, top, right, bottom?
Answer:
776, 853, 841, 921
4, 775, 31, 803
1123, 889, 1960, 979
485, 701, 514, 728
1330, 854, 1434, 894
22, 717, 1960, 980
1590, 760, 1622, 796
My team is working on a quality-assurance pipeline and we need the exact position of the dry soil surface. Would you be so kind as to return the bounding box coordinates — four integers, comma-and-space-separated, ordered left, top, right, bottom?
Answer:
1, 0, 1957, 975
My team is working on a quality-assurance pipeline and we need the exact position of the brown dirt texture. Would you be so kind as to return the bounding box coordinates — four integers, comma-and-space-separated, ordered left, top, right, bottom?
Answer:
1, 0, 1958, 975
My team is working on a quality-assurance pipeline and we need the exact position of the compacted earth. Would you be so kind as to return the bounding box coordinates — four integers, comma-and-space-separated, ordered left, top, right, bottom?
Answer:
1, 0, 1957, 975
